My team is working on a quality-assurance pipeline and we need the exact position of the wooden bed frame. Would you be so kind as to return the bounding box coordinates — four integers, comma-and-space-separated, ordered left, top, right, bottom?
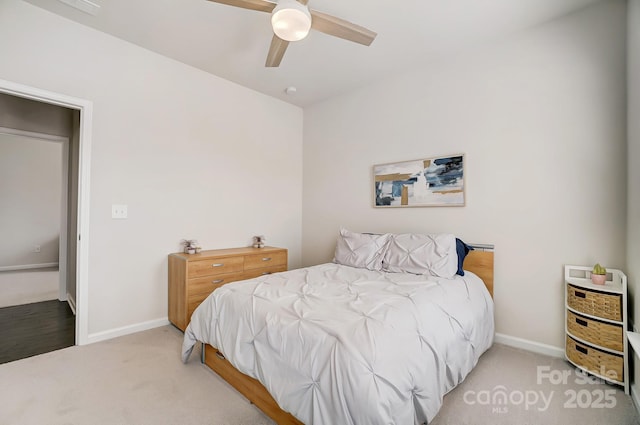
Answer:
464, 248, 494, 297
201, 249, 494, 425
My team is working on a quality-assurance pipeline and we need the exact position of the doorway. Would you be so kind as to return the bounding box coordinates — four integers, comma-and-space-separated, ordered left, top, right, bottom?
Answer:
0, 128, 69, 306
0, 78, 93, 346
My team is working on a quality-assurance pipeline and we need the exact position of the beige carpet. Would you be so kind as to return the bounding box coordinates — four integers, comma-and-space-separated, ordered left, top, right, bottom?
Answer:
0, 326, 273, 425
0, 325, 637, 424
431, 344, 639, 425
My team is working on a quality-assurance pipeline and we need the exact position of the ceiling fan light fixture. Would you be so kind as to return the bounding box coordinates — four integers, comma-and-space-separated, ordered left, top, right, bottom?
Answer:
271, 0, 312, 42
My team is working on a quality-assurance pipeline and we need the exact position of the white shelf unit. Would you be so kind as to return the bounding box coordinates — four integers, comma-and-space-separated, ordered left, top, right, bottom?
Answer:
564, 265, 628, 394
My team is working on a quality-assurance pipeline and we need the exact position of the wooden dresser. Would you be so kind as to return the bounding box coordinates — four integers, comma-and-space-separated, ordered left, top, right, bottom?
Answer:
168, 246, 287, 331
564, 265, 628, 394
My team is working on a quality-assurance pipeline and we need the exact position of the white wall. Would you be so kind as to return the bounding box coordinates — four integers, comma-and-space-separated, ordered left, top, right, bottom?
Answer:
0, 268, 59, 308
0, 1, 303, 337
303, 1, 627, 349
629, 0, 640, 326
0, 133, 62, 267
627, 0, 640, 401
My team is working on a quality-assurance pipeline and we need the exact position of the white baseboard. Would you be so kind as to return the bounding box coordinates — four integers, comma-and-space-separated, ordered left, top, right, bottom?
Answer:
85, 317, 170, 345
494, 332, 565, 358
66, 293, 76, 315
0, 262, 59, 272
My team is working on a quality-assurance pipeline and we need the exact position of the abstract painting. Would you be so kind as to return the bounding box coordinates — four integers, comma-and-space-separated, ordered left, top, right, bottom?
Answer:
373, 154, 465, 207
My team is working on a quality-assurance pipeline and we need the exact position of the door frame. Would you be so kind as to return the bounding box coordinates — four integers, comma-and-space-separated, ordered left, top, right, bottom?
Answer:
0, 78, 93, 345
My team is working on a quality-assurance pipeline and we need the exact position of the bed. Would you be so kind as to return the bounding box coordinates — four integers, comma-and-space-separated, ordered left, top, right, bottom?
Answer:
182, 231, 494, 424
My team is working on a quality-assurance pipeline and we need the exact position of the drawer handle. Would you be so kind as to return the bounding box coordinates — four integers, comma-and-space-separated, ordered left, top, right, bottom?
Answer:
574, 291, 586, 298
262, 257, 272, 262
212, 279, 224, 284
575, 318, 588, 327
215, 351, 225, 360
575, 344, 588, 355
211, 263, 224, 268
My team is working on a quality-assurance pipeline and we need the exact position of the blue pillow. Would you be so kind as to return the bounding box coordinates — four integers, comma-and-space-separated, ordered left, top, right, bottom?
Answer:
455, 238, 474, 276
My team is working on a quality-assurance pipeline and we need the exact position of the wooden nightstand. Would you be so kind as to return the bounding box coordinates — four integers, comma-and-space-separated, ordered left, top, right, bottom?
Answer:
168, 246, 287, 331
564, 265, 628, 394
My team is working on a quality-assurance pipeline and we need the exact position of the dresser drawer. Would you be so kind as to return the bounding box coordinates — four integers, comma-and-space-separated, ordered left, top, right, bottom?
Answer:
244, 251, 287, 271
188, 256, 244, 278
187, 273, 245, 298
567, 284, 622, 321
243, 264, 287, 279
188, 296, 213, 320
188, 281, 227, 305
566, 310, 623, 352
187, 274, 251, 319
566, 336, 623, 382
169, 246, 287, 332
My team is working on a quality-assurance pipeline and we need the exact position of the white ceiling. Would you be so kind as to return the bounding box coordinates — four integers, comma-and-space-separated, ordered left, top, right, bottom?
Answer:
24, 0, 600, 107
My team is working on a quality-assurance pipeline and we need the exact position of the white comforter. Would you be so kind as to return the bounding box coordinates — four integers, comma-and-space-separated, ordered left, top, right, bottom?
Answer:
182, 263, 494, 424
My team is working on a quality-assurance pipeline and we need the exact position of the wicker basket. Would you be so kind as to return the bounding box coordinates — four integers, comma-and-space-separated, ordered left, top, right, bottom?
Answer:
567, 284, 622, 321
566, 336, 623, 382
566, 310, 623, 352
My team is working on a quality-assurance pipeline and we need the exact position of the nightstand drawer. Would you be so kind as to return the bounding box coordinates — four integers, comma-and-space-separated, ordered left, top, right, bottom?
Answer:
567, 284, 622, 321
188, 256, 244, 278
244, 251, 287, 270
566, 310, 623, 352
566, 336, 623, 382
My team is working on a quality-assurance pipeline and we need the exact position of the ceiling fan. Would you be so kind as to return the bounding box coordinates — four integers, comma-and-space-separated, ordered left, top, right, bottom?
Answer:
206, 0, 377, 67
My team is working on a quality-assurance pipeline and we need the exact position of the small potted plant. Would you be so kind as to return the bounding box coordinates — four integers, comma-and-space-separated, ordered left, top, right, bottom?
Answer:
252, 235, 265, 249
181, 239, 200, 254
591, 263, 607, 285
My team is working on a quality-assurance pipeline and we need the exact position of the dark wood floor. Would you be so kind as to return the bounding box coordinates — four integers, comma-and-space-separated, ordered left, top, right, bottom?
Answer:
0, 300, 75, 364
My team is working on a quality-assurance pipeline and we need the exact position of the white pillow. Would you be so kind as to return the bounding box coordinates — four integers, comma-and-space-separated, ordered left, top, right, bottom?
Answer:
382, 233, 458, 278
333, 228, 391, 271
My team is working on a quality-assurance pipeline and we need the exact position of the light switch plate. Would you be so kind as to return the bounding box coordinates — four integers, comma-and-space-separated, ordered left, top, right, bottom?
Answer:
112, 204, 128, 219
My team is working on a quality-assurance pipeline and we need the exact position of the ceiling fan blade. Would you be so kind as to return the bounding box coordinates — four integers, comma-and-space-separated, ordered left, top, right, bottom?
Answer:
206, 0, 275, 13
265, 35, 290, 67
310, 10, 377, 46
